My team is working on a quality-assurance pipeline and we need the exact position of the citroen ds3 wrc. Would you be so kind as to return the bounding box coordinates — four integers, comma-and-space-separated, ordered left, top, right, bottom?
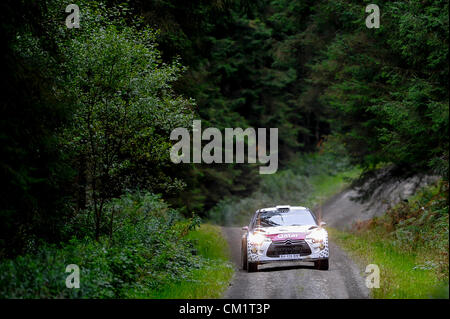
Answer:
241, 205, 329, 272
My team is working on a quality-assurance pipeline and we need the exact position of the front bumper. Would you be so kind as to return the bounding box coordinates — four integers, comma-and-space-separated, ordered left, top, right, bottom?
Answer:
247, 238, 329, 264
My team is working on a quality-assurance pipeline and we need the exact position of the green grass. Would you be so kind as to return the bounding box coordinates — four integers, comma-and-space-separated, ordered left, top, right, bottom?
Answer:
145, 224, 234, 298
328, 182, 449, 299
329, 227, 449, 299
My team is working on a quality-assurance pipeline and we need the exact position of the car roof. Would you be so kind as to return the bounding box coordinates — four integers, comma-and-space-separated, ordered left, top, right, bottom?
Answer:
258, 205, 309, 213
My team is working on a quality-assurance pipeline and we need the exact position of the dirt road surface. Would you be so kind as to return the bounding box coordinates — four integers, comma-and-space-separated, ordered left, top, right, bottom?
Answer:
222, 191, 371, 299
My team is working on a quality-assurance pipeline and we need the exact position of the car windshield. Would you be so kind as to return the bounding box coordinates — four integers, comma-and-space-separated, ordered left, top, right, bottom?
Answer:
254, 209, 317, 228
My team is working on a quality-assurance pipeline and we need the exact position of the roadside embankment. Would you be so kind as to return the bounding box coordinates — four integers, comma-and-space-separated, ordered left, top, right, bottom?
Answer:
328, 180, 449, 298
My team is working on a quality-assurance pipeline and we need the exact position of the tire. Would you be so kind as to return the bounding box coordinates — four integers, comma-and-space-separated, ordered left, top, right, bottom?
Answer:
314, 258, 329, 270
247, 261, 258, 272
241, 240, 248, 270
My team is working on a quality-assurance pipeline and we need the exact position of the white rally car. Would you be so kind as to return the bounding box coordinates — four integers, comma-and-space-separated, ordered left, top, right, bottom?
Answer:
241, 205, 329, 272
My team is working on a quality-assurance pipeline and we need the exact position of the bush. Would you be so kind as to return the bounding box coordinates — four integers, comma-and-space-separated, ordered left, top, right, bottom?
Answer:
0, 192, 203, 298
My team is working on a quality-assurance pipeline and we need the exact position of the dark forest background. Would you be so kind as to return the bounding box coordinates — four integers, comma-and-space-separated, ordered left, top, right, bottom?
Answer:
1, 0, 448, 259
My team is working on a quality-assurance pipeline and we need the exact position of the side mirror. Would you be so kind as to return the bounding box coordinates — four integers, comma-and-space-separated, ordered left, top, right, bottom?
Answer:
319, 222, 327, 227
242, 226, 249, 231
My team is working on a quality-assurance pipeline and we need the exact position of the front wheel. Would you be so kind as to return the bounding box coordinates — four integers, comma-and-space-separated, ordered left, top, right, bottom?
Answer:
314, 258, 329, 270
241, 241, 248, 270
247, 261, 258, 272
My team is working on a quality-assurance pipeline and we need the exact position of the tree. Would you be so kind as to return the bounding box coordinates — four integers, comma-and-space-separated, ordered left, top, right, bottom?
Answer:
306, 0, 448, 177
0, 0, 74, 257
60, 10, 194, 239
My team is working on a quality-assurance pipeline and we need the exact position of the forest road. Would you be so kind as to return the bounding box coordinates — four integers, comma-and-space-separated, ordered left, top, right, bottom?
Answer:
221, 192, 370, 299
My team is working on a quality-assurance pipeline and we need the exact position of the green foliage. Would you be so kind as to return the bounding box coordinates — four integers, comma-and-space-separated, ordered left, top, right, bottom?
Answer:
9, 1, 196, 243
1, 0, 448, 298
0, 0, 75, 257
331, 226, 448, 299
208, 140, 357, 226
305, 0, 449, 177
58, 5, 194, 238
144, 224, 234, 298
0, 192, 204, 298
130, 0, 449, 214
127, 0, 334, 213
353, 181, 449, 277
331, 181, 449, 298
182, 0, 326, 157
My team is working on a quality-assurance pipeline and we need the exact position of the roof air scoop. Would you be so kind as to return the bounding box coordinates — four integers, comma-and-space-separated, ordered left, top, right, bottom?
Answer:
276, 205, 290, 213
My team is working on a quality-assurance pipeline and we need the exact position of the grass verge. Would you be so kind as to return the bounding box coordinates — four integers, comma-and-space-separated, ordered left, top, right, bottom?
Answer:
145, 224, 234, 298
329, 228, 448, 298
328, 182, 449, 299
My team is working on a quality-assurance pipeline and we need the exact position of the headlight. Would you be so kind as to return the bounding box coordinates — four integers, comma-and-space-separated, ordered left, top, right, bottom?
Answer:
248, 233, 270, 246
307, 229, 326, 243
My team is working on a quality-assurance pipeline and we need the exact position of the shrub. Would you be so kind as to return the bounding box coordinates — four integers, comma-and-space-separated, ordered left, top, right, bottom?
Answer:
0, 192, 203, 298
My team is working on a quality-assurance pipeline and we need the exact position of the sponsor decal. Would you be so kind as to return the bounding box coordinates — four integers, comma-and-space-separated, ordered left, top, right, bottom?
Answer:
267, 233, 306, 241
